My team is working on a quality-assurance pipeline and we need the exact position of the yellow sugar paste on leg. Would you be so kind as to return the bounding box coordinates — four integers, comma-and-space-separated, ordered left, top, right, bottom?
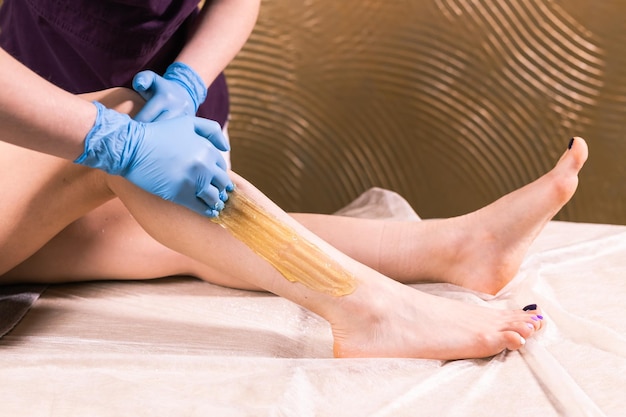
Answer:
211, 188, 357, 296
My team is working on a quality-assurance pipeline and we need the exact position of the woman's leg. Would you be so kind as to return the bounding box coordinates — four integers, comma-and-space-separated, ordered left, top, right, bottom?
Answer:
1, 87, 585, 358
103, 138, 587, 359
295, 138, 586, 294
2, 88, 586, 296
105, 167, 548, 360
0, 140, 114, 276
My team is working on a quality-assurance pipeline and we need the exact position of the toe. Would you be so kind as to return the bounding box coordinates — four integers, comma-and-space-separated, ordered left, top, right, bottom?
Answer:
529, 314, 544, 330
521, 304, 544, 331
563, 136, 589, 169
501, 330, 526, 351
509, 320, 535, 339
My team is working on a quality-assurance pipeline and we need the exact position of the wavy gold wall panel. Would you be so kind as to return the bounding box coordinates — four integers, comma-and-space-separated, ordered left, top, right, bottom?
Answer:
226, 0, 626, 224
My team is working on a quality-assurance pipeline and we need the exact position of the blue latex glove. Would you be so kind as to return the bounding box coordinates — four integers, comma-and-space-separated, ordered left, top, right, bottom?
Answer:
132, 62, 207, 122
75, 101, 233, 217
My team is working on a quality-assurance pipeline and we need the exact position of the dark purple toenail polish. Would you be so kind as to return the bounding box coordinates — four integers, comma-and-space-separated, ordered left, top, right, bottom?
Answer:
523, 304, 537, 311
568, 137, 574, 149
536, 315, 544, 320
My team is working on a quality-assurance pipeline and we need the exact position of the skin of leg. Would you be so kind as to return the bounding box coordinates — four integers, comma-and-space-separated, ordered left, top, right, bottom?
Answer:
0, 87, 557, 359
0, 142, 113, 276
0, 89, 134, 276
106, 169, 546, 359
3, 88, 585, 298
296, 137, 587, 295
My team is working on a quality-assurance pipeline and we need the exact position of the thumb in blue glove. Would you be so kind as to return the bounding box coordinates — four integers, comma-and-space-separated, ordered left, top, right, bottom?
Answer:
75, 101, 233, 217
132, 62, 207, 122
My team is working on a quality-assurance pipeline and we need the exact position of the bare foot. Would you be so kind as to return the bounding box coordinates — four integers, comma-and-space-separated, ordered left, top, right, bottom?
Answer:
331, 277, 544, 359
429, 137, 588, 294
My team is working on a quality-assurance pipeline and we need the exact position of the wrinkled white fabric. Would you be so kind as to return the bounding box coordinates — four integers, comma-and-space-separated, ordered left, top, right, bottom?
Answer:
0, 189, 624, 416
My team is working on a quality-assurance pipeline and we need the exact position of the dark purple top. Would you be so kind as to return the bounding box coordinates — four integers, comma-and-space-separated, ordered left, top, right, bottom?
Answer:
0, 0, 229, 127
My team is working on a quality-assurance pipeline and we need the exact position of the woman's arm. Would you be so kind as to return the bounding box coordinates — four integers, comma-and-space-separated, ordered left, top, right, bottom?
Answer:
0, 48, 95, 160
176, 0, 261, 86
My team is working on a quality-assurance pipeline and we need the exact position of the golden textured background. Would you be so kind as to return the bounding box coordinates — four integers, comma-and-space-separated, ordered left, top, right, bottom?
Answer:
226, 0, 626, 224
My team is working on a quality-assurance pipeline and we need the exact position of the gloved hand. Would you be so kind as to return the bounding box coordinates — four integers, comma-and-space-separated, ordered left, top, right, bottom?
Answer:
132, 62, 207, 122
75, 101, 233, 217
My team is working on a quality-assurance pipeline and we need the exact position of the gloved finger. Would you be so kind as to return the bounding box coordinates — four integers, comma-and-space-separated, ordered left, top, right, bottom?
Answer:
204, 208, 220, 218
214, 152, 229, 172
134, 97, 168, 123
193, 117, 229, 151
211, 167, 233, 193
132, 70, 157, 99
219, 189, 229, 203
186, 197, 218, 217
195, 184, 222, 211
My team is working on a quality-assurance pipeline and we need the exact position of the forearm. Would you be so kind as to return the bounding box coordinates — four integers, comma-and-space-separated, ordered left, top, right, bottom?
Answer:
0, 48, 95, 160
175, 0, 260, 86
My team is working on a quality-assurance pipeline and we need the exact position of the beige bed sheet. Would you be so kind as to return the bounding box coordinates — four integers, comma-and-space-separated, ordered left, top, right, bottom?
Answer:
0, 189, 624, 416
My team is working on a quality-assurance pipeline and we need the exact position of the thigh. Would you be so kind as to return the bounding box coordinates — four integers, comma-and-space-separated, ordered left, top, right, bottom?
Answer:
0, 141, 114, 274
